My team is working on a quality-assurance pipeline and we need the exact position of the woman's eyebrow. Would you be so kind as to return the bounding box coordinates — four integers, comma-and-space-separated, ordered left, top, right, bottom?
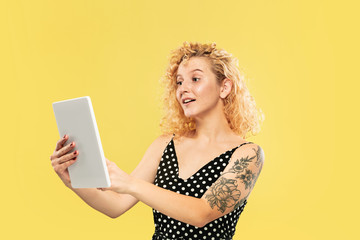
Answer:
176, 69, 203, 78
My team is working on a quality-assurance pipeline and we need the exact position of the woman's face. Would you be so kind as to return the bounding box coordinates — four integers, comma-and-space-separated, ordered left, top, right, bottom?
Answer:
175, 57, 222, 118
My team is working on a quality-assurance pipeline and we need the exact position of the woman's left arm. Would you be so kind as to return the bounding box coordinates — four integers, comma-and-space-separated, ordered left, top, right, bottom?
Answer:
101, 144, 264, 227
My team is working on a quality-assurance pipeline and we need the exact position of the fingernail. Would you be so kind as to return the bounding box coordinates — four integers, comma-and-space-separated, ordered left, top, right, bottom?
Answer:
74, 151, 78, 155
70, 142, 74, 147
63, 134, 67, 139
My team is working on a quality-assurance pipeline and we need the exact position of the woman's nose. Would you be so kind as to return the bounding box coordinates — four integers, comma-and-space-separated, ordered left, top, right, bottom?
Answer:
179, 80, 191, 93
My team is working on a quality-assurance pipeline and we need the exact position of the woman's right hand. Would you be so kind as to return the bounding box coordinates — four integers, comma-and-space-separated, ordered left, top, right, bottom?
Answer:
50, 134, 79, 189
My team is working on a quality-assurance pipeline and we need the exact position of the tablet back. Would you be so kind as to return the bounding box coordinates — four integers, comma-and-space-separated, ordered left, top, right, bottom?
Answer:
52, 96, 110, 188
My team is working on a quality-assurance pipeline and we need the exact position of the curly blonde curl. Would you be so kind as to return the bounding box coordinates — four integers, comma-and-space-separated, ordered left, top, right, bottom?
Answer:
159, 41, 264, 139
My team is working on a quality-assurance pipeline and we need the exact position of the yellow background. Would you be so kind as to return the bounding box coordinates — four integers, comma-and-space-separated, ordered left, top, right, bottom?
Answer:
1, 0, 359, 239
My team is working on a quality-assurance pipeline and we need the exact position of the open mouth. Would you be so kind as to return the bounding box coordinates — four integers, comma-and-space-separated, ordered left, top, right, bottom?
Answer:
183, 99, 196, 105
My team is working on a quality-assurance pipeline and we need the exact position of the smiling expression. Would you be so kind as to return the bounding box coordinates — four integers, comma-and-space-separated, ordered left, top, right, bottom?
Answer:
176, 57, 223, 118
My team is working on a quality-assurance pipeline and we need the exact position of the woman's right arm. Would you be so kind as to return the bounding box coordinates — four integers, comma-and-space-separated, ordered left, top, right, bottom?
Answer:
50, 134, 172, 218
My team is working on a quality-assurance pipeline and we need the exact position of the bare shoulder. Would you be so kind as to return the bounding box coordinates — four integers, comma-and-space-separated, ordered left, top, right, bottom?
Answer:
148, 133, 174, 153
130, 133, 174, 182
141, 133, 174, 163
232, 142, 265, 167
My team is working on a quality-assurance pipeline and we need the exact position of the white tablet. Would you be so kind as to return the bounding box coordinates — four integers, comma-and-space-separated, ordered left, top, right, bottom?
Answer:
52, 96, 111, 188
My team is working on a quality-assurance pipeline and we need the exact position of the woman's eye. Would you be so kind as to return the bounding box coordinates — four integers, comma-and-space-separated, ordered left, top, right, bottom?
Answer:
176, 81, 182, 85
193, 77, 200, 82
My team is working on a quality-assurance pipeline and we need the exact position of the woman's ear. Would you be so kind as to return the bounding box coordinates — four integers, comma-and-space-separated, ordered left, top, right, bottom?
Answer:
220, 78, 232, 99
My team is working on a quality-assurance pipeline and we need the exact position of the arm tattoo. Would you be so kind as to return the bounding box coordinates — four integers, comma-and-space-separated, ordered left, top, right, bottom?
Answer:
234, 191, 250, 210
223, 154, 255, 175
205, 145, 264, 213
255, 146, 264, 167
236, 169, 257, 189
204, 177, 241, 213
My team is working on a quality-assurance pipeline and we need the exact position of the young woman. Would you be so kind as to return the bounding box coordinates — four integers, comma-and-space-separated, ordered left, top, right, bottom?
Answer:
50, 42, 265, 239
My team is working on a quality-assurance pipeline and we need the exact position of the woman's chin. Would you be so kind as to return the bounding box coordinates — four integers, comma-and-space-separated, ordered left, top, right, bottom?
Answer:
183, 111, 195, 118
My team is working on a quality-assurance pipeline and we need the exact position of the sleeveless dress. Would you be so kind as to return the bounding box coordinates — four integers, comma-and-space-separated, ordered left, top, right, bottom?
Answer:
152, 135, 254, 240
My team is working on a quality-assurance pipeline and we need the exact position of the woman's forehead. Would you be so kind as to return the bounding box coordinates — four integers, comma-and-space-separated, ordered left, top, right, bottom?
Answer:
177, 57, 212, 73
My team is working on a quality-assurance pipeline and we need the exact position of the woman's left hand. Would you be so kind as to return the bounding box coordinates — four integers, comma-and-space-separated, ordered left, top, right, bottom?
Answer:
97, 158, 133, 194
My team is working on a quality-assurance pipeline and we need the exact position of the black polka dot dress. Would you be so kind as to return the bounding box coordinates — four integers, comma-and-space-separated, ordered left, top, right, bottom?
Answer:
152, 135, 253, 240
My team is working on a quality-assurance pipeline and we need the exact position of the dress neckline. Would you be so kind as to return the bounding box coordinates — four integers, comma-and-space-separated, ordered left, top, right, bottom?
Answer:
170, 138, 251, 181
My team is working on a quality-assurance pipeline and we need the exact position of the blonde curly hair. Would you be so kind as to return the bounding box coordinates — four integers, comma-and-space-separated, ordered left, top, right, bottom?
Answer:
159, 41, 264, 139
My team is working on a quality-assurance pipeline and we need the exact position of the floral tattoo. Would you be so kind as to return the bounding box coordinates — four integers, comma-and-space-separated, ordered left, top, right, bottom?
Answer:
205, 177, 241, 213
204, 145, 264, 213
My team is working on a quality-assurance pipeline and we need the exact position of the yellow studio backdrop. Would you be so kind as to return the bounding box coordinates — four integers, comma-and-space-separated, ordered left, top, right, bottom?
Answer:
1, 0, 359, 239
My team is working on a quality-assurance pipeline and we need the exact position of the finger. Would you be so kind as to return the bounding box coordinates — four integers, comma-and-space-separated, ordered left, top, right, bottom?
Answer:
55, 141, 76, 159
58, 150, 79, 164
58, 157, 77, 173
55, 134, 69, 151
